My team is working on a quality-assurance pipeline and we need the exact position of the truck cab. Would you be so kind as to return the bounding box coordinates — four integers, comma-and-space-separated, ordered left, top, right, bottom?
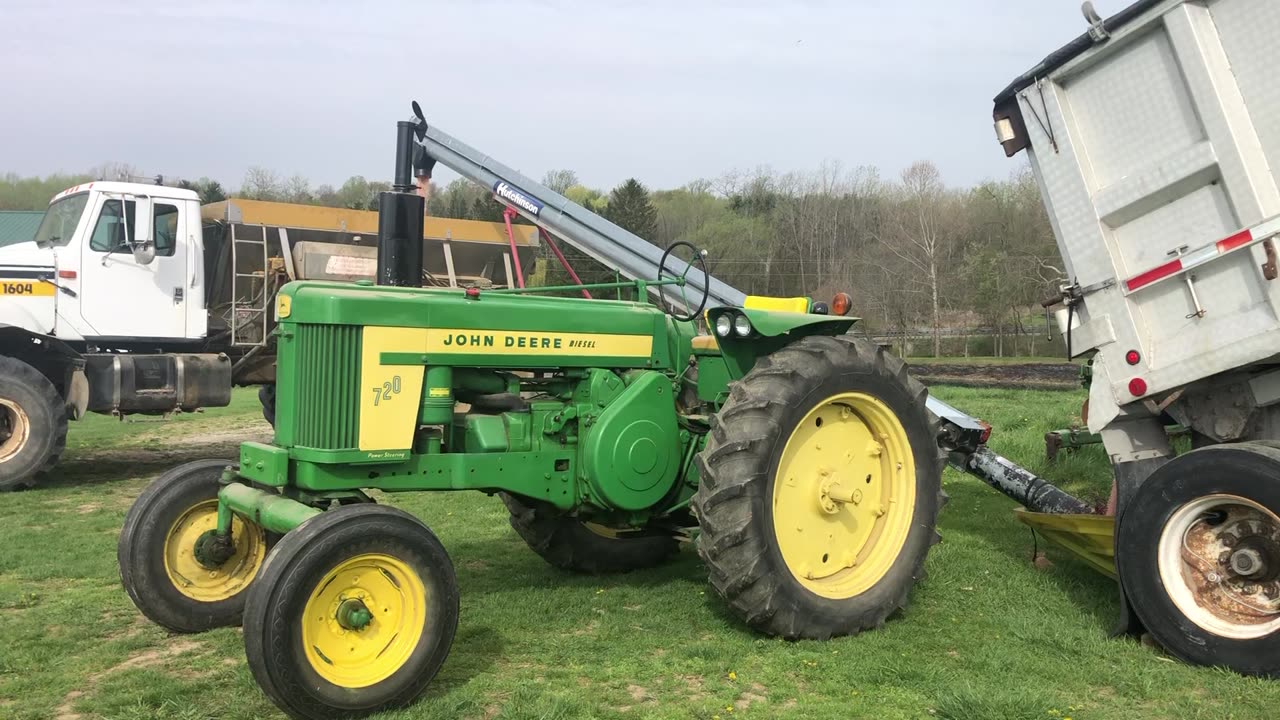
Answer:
0, 178, 541, 492
2, 181, 208, 344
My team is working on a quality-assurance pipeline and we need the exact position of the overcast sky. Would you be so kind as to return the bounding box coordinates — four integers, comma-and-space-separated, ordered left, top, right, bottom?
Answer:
3, 0, 1099, 191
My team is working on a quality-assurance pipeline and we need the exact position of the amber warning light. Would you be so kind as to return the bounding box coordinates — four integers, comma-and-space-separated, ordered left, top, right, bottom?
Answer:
831, 292, 852, 317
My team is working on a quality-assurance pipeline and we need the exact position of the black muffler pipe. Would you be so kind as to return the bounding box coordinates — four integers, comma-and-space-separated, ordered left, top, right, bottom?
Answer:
965, 446, 1096, 515
377, 120, 424, 287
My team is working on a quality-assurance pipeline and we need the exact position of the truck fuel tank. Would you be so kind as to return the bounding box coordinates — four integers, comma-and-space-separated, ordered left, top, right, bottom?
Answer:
84, 353, 231, 414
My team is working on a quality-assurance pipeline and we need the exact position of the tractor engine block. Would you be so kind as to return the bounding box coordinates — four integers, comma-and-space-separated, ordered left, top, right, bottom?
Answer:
448, 368, 681, 512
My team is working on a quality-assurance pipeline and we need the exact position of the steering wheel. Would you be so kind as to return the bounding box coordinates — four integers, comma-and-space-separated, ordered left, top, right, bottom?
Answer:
656, 241, 711, 323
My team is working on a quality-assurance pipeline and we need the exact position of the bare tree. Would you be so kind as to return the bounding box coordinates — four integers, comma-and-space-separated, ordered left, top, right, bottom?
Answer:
541, 169, 579, 195
876, 162, 953, 357
283, 174, 313, 204
241, 167, 283, 201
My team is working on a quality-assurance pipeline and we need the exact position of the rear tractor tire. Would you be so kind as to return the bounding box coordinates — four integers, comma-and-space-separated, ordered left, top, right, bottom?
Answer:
259, 384, 277, 427
1117, 443, 1280, 677
693, 335, 944, 639
0, 356, 67, 491
243, 504, 459, 720
501, 493, 679, 574
118, 459, 273, 632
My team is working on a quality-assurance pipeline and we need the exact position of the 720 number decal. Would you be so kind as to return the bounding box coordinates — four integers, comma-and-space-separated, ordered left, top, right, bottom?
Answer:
371, 376, 403, 406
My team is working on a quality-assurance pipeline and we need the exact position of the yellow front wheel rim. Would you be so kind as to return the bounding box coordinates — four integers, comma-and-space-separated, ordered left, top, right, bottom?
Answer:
163, 500, 266, 602
772, 392, 916, 599
303, 553, 428, 688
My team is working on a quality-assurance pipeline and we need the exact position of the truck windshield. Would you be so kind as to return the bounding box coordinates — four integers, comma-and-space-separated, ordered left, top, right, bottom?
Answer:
33, 193, 90, 248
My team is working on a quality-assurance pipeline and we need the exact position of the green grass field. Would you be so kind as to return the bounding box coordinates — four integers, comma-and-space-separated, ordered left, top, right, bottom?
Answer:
1, 386, 1274, 720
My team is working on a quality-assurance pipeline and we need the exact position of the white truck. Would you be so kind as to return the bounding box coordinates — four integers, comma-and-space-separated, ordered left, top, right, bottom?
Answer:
981, 0, 1280, 676
0, 181, 537, 490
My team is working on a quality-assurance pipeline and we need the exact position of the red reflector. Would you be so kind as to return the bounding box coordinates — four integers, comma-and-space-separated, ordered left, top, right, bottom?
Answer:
1217, 229, 1253, 253
1128, 378, 1148, 397
1125, 350, 1140, 365
57, 270, 76, 279
1126, 259, 1182, 292
978, 421, 992, 444
465, 287, 480, 298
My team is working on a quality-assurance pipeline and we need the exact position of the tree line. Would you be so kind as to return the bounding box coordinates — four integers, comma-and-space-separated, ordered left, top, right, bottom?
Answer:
0, 160, 1060, 356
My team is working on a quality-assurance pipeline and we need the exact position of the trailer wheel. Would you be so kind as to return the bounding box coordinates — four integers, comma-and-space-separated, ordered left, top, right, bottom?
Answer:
500, 493, 679, 573
693, 335, 944, 639
118, 459, 272, 632
0, 356, 67, 491
1117, 443, 1280, 676
243, 504, 458, 720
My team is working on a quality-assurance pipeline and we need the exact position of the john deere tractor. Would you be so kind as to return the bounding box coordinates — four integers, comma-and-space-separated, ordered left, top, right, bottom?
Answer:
118, 114, 944, 719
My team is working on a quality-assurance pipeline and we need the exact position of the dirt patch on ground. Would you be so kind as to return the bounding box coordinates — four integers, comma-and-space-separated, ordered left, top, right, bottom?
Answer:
734, 683, 768, 711
681, 674, 707, 702
56, 639, 204, 719
909, 362, 1080, 390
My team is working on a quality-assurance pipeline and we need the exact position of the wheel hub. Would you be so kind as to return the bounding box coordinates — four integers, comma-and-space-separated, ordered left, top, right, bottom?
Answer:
192, 529, 237, 569
164, 500, 266, 602
1161, 494, 1280, 639
817, 472, 863, 515
1230, 547, 1266, 578
336, 597, 374, 631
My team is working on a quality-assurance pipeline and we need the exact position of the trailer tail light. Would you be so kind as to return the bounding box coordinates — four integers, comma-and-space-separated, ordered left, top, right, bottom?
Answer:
978, 420, 993, 444
1128, 378, 1148, 397
831, 292, 852, 317
1125, 349, 1141, 365
58, 270, 76, 279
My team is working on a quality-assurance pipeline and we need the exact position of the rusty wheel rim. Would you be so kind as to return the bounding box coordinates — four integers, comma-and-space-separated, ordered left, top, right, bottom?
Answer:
1158, 494, 1280, 639
0, 398, 31, 464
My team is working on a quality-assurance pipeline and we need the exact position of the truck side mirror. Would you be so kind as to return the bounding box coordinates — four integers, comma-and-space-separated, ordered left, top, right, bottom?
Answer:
130, 196, 156, 265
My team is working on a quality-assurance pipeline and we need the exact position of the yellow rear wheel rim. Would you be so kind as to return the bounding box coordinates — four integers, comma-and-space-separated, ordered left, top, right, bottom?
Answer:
163, 500, 266, 602
772, 392, 916, 599
302, 553, 428, 688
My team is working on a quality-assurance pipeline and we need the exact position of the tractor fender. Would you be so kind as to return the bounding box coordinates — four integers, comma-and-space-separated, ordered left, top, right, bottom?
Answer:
706, 307, 858, 379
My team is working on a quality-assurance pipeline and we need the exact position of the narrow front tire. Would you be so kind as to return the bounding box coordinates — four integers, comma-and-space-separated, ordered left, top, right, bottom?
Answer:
243, 504, 459, 720
118, 459, 271, 632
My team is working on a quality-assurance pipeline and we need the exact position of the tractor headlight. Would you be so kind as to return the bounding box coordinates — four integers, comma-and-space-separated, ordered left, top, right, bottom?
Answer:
715, 314, 733, 337
733, 314, 753, 337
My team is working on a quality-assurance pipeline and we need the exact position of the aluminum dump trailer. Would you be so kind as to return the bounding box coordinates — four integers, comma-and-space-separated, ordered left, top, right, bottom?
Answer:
983, 0, 1280, 674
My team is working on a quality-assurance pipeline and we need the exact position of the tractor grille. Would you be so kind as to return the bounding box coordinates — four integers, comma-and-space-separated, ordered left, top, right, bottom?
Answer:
291, 323, 361, 450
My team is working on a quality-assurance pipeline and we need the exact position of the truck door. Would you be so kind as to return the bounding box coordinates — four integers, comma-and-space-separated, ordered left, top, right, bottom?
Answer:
78, 195, 188, 340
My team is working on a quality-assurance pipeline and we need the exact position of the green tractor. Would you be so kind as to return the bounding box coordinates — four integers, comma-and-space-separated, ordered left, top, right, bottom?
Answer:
118, 116, 944, 719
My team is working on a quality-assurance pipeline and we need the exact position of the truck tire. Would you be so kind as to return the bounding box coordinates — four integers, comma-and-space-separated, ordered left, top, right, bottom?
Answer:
693, 335, 944, 639
0, 355, 67, 491
1116, 443, 1280, 677
500, 493, 679, 574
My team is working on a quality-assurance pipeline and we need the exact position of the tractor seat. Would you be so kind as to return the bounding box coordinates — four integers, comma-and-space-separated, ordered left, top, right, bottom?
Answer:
691, 335, 720, 352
